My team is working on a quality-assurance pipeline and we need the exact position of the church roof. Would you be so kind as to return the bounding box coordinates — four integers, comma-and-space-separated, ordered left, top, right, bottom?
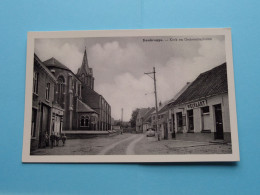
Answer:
173, 63, 228, 105
77, 99, 97, 113
80, 86, 107, 111
43, 57, 70, 71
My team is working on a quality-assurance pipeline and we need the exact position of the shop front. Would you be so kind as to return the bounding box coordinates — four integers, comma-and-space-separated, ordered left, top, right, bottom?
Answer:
51, 104, 64, 136
171, 94, 231, 142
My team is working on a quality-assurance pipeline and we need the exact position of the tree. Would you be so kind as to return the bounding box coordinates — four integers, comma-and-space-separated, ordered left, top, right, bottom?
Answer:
129, 108, 140, 128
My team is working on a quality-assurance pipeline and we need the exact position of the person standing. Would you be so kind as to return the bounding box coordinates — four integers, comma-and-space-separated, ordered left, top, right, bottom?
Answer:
44, 132, 49, 147
50, 131, 55, 148
61, 134, 67, 146
55, 132, 60, 146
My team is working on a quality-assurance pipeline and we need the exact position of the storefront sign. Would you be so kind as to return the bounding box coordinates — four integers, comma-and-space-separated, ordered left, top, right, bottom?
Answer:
187, 100, 207, 109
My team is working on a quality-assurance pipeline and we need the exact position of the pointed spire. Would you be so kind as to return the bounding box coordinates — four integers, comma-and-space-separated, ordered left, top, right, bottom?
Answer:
81, 47, 89, 70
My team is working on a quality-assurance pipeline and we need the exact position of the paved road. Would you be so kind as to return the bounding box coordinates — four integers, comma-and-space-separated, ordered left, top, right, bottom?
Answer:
31, 133, 231, 155
98, 134, 143, 155
31, 133, 145, 155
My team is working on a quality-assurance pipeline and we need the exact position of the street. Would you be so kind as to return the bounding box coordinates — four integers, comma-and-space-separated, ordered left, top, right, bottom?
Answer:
31, 133, 232, 155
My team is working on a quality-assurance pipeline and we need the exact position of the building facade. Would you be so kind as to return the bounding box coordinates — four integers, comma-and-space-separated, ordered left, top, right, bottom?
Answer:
31, 54, 64, 150
136, 108, 150, 133
168, 63, 231, 142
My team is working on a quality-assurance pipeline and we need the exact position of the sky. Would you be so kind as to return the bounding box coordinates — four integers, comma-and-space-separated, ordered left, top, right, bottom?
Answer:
35, 35, 226, 121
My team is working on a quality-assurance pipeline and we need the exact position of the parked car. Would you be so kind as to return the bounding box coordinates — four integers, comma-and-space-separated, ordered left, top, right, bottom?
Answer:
146, 128, 155, 137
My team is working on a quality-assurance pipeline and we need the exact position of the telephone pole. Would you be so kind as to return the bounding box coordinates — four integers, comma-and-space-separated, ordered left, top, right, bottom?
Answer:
144, 67, 161, 141
121, 108, 123, 124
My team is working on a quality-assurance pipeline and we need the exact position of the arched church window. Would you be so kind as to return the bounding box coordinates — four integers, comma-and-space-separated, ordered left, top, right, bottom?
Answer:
80, 116, 85, 127
85, 116, 89, 127
80, 115, 89, 127
57, 76, 65, 107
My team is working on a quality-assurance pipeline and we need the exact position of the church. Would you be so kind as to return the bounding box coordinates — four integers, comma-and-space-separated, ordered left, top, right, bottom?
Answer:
43, 48, 111, 131
31, 47, 111, 150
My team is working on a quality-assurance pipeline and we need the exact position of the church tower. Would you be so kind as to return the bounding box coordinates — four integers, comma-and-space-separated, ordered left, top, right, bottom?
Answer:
77, 47, 94, 90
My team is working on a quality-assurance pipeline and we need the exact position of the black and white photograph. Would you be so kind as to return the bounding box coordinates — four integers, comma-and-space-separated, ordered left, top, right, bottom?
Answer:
22, 28, 239, 163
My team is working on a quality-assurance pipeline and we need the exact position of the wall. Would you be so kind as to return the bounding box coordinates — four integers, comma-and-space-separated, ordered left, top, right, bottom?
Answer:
31, 62, 55, 150
1, 0, 260, 195
173, 94, 231, 142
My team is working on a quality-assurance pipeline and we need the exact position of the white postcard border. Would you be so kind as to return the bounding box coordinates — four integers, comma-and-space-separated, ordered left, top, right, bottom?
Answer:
22, 28, 240, 163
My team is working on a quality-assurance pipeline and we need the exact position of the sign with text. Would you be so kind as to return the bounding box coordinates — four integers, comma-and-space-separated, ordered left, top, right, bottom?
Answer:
187, 100, 207, 109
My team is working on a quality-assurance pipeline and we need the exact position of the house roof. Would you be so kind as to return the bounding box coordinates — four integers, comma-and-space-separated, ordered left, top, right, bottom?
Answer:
151, 101, 169, 115
44, 57, 70, 71
167, 82, 192, 105
34, 54, 57, 82
173, 63, 228, 105
77, 99, 97, 113
137, 108, 150, 119
143, 107, 155, 122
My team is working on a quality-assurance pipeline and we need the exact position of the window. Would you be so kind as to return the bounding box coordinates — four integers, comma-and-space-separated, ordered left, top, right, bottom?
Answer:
201, 106, 210, 114
31, 108, 37, 137
45, 83, 50, 101
85, 117, 89, 127
57, 76, 65, 106
33, 72, 39, 94
187, 110, 194, 130
177, 112, 183, 127
80, 116, 85, 127
80, 115, 89, 127
74, 82, 77, 95
78, 84, 81, 97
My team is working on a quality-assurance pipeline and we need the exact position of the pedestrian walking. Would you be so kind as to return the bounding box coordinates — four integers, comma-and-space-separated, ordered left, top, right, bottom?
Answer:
61, 134, 67, 146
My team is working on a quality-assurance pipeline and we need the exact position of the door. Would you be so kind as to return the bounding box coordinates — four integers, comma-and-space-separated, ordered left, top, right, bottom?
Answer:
214, 104, 224, 139
40, 105, 50, 147
54, 116, 61, 135
163, 123, 168, 139
187, 110, 194, 132
176, 112, 183, 132
172, 114, 176, 138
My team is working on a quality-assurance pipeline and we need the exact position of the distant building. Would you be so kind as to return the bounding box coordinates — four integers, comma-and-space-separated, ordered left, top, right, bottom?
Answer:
168, 63, 231, 142
142, 107, 155, 132
151, 102, 169, 138
136, 108, 152, 133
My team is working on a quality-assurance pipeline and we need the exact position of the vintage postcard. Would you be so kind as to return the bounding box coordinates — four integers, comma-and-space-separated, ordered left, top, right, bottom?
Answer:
22, 28, 239, 163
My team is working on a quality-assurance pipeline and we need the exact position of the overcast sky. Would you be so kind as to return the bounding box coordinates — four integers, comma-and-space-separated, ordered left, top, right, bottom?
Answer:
35, 35, 226, 121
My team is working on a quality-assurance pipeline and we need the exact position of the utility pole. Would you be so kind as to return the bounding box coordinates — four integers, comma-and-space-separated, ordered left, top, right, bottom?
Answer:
144, 67, 161, 141
121, 108, 123, 124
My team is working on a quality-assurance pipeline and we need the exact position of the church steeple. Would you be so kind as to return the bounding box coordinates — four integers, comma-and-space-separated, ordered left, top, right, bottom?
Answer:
77, 47, 94, 90
81, 47, 90, 73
